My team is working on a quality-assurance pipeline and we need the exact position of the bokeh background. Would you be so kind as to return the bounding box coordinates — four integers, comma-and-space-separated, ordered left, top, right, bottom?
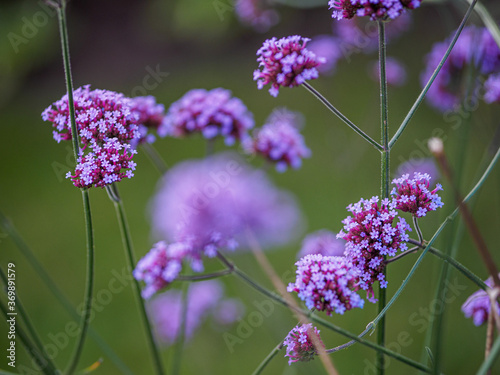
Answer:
1, 0, 500, 374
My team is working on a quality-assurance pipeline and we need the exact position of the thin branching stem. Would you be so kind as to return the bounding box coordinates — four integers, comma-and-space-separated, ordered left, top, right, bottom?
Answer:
251, 343, 283, 375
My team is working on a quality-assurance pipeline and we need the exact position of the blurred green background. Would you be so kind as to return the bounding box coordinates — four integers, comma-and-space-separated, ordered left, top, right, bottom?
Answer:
1, 0, 500, 374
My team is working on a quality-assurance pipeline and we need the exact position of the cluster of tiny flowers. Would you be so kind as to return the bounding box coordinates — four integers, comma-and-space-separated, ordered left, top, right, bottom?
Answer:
163, 88, 254, 146
254, 35, 325, 97
129, 96, 167, 146
462, 277, 499, 326
421, 26, 500, 112
391, 172, 443, 217
283, 323, 324, 365
133, 241, 196, 299
297, 230, 345, 259
234, 0, 279, 33
287, 254, 364, 315
150, 280, 244, 345
41, 85, 140, 188
244, 108, 311, 172
337, 197, 411, 301
329, 0, 421, 21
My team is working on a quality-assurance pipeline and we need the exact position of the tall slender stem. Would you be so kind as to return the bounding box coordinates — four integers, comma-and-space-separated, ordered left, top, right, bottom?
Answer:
142, 142, 168, 175
302, 82, 383, 151
389, 0, 478, 148
107, 184, 165, 375
55, 2, 95, 373
377, 19, 389, 375
251, 343, 283, 375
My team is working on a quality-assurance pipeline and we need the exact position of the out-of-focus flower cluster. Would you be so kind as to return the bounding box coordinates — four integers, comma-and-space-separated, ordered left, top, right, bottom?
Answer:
136, 153, 302, 298
297, 230, 345, 259
244, 108, 311, 172
462, 276, 500, 326
421, 26, 500, 112
150, 280, 244, 345
234, 0, 279, 33
163, 88, 254, 146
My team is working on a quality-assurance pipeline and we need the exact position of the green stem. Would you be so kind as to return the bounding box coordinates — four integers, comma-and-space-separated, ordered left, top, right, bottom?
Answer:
0, 211, 134, 375
141, 142, 168, 175
55, 2, 96, 373
0, 267, 58, 373
302, 82, 383, 152
413, 216, 424, 244
377, 19, 389, 375
251, 343, 282, 375
476, 335, 500, 375
107, 184, 165, 375
66, 189, 95, 375
216, 253, 430, 373
176, 269, 233, 282
467, 0, 500, 49
0, 300, 54, 375
389, 0, 478, 148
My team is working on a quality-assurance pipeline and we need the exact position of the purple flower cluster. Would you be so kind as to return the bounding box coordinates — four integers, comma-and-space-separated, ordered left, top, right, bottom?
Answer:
151, 153, 302, 269
163, 88, 254, 146
133, 241, 192, 299
283, 323, 324, 365
391, 172, 443, 217
130, 96, 167, 146
244, 108, 311, 172
395, 158, 440, 182
421, 26, 500, 112
287, 254, 364, 315
484, 73, 500, 103
254, 35, 325, 97
307, 36, 342, 75
329, 0, 421, 21
462, 277, 499, 326
297, 230, 345, 259
41, 85, 140, 188
150, 280, 244, 345
337, 197, 411, 301
235, 0, 279, 33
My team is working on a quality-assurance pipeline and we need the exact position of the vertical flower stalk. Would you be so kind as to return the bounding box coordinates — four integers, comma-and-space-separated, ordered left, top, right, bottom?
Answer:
106, 184, 165, 375
54, 2, 95, 374
377, 20, 389, 375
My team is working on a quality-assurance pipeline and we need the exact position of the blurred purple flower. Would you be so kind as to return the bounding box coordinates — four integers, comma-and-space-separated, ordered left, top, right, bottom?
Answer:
163, 88, 254, 146
297, 230, 345, 259
150, 280, 244, 345
329, 0, 421, 21
283, 323, 324, 365
307, 35, 342, 75
130, 96, 167, 146
421, 26, 500, 113
41, 85, 140, 188
395, 158, 440, 182
254, 35, 325, 97
484, 73, 500, 103
371, 57, 407, 86
462, 277, 499, 326
151, 152, 303, 265
244, 108, 311, 172
235, 0, 279, 33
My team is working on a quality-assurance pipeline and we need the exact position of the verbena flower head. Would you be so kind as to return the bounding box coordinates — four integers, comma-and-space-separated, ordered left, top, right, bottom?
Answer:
484, 73, 500, 103
421, 26, 500, 112
133, 241, 192, 299
287, 254, 364, 315
244, 108, 311, 172
151, 153, 302, 267
163, 88, 254, 146
338, 196, 411, 301
41, 85, 140, 188
297, 230, 345, 259
254, 35, 325, 97
329, 0, 422, 21
235, 0, 279, 33
150, 280, 244, 345
395, 158, 440, 182
371, 57, 407, 86
462, 277, 499, 326
283, 323, 324, 365
391, 172, 444, 217
130, 96, 167, 145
